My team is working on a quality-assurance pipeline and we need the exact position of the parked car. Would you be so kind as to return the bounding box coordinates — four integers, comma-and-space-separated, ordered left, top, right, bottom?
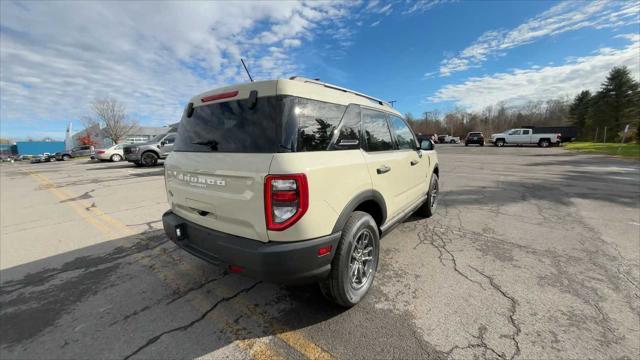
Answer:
490, 128, 561, 147
162, 77, 440, 307
465, 132, 485, 146
30, 155, 44, 163
94, 144, 125, 162
123, 129, 177, 167
438, 135, 461, 144
417, 133, 438, 144
55, 145, 95, 161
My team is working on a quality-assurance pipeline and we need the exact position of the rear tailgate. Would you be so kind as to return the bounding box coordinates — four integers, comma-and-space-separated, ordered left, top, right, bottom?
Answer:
166, 152, 273, 242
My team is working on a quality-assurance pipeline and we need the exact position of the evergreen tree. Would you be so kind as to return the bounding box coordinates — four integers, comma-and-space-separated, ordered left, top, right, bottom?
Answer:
595, 66, 639, 132
568, 90, 591, 132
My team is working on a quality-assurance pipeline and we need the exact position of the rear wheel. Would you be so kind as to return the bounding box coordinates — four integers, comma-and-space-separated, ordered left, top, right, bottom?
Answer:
538, 139, 550, 148
140, 152, 158, 167
110, 154, 123, 162
480, 142, 484, 146
320, 211, 379, 307
62, 155, 71, 161
415, 173, 439, 218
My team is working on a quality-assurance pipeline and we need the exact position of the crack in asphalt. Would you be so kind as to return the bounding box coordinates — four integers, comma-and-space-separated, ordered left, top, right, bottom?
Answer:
165, 275, 226, 305
444, 325, 504, 359
122, 281, 261, 360
470, 266, 521, 360
415, 221, 485, 290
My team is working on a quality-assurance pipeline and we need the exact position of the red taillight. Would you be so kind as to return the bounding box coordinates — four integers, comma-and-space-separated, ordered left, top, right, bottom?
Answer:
201, 90, 239, 103
228, 264, 243, 273
264, 174, 308, 231
96, 150, 105, 154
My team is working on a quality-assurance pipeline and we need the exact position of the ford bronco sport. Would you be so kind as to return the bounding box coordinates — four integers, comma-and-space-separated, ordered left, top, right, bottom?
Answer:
162, 77, 439, 307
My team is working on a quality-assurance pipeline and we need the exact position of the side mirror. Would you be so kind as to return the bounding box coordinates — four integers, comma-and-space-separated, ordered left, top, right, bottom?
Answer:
420, 139, 434, 151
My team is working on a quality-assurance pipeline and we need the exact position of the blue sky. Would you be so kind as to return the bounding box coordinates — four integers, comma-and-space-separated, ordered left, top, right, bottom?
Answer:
1, 0, 638, 140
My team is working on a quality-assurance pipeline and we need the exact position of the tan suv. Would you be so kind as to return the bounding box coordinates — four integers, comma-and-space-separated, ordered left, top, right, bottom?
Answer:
162, 77, 439, 306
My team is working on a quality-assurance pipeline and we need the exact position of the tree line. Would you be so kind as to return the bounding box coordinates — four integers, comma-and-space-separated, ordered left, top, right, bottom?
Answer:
406, 66, 639, 142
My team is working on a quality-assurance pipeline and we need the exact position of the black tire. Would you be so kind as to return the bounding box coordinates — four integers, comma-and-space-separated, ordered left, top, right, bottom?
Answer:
140, 151, 158, 167
134, 161, 143, 167
320, 211, 379, 307
480, 142, 485, 146
465, 143, 469, 146
538, 139, 550, 148
450, 140, 456, 144
415, 173, 439, 218
62, 155, 71, 161
110, 154, 123, 162
495, 139, 505, 147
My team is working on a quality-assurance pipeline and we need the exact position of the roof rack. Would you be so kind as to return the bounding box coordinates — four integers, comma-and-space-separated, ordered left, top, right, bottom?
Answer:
289, 76, 389, 107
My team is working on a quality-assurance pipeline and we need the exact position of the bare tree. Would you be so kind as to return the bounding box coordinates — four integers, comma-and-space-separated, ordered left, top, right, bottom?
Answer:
87, 97, 138, 144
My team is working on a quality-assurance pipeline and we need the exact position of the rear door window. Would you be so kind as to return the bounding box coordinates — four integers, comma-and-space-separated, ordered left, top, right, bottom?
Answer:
362, 109, 394, 152
389, 116, 416, 150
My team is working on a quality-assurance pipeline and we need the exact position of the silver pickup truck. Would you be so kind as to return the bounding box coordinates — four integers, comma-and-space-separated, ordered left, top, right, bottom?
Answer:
490, 128, 561, 147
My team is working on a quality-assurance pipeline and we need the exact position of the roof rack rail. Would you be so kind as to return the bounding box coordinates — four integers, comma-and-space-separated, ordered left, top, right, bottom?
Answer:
288, 76, 389, 107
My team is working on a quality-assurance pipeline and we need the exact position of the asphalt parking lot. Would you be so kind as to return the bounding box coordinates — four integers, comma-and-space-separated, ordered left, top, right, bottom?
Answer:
1, 145, 639, 359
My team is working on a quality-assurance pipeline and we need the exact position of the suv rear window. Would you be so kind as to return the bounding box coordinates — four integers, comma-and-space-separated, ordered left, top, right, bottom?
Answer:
174, 96, 281, 153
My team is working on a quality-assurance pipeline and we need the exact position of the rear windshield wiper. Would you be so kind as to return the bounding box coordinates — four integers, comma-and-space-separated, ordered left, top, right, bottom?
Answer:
192, 139, 219, 151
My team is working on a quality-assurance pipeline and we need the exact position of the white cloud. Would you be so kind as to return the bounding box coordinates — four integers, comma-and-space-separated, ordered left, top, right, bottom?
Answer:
0, 1, 355, 127
403, 0, 455, 15
371, 20, 381, 27
439, 0, 639, 76
430, 36, 640, 109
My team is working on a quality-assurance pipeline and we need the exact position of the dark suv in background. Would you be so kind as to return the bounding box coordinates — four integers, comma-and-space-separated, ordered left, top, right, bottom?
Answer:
123, 128, 177, 167
465, 132, 485, 146
55, 145, 95, 161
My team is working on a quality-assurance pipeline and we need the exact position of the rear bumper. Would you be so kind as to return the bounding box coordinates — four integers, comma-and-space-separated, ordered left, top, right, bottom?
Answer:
162, 211, 341, 284
466, 139, 484, 144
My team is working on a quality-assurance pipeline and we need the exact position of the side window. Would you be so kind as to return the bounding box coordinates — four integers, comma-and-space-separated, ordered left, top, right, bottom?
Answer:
294, 98, 346, 151
333, 104, 361, 149
509, 130, 522, 135
163, 135, 176, 144
362, 109, 394, 152
522, 129, 530, 135
389, 116, 416, 150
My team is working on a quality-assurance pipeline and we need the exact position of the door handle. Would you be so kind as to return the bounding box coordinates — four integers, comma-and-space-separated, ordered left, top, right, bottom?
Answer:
376, 165, 391, 174
410, 159, 419, 166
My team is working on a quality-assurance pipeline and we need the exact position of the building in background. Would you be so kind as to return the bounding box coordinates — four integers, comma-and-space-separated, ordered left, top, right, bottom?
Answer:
15, 141, 65, 155
70, 125, 173, 148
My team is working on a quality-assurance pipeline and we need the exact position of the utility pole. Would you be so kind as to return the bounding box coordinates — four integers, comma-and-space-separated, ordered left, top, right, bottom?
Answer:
603, 127, 607, 143
594, 128, 598, 142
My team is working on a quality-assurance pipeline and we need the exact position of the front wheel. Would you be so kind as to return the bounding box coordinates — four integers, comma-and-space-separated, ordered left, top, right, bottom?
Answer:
140, 152, 158, 167
480, 142, 485, 146
110, 154, 123, 162
320, 211, 379, 307
415, 173, 439, 218
62, 155, 71, 161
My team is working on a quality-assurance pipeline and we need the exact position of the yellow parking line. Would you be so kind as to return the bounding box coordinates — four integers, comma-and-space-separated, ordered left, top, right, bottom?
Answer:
25, 168, 335, 360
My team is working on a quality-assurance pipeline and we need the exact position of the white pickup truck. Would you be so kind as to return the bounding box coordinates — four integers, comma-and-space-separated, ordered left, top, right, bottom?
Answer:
437, 135, 461, 144
490, 128, 561, 147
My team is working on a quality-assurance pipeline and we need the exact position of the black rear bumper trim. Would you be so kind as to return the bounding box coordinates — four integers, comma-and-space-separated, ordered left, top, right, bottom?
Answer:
162, 211, 341, 284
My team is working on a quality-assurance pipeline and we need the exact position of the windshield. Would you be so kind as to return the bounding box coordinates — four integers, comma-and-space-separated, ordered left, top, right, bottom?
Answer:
150, 133, 166, 143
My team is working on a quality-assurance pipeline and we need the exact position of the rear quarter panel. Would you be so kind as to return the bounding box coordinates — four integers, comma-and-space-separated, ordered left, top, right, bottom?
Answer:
268, 150, 372, 241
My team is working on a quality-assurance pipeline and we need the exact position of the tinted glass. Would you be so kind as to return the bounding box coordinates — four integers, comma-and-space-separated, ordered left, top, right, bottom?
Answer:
509, 130, 522, 135
282, 97, 345, 152
334, 104, 361, 149
389, 116, 415, 150
174, 96, 280, 153
164, 134, 176, 144
522, 129, 530, 135
362, 109, 394, 151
